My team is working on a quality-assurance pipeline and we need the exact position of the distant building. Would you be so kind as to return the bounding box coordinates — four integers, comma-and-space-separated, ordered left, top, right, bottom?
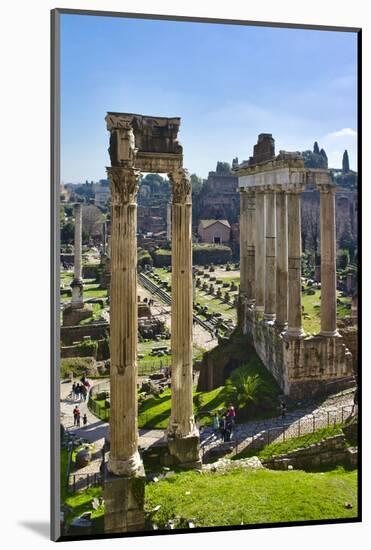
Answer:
195, 161, 239, 225
198, 219, 231, 244
94, 181, 111, 208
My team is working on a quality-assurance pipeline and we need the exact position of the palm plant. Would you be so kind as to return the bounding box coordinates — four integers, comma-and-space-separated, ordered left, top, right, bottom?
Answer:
225, 371, 262, 410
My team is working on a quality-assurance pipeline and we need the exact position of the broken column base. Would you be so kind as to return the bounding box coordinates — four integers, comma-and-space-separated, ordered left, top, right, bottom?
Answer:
62, 304, 92, 327
167, 433, 202, 469
104, 464, 146, 535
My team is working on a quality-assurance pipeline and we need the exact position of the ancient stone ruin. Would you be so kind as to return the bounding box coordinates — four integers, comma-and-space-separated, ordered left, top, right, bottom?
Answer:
236, 134, 354, 399
104, 112, 201, 534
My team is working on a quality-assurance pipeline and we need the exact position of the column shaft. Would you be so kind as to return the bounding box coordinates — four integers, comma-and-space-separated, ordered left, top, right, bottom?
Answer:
264, 189, 276, 320
319, 185, 338, 336
169, 169, 196, 439
287, 188, 304, 337
107, 166, 142, 476
255, 190, 266, 312
276, 190, 288, 329
246, 191, 256, 302
239, 191, 248, 297
74, 203, 82, 281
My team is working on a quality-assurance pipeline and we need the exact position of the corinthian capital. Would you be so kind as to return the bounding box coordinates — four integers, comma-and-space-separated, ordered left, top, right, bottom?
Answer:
107, 166, 141, 205
168, 168, 191, 204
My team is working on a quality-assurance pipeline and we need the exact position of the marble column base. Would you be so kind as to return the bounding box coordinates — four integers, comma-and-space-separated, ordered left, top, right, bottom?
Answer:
104, 463, 146, 535
62, 303, 92, 327
167, 432, 202, 469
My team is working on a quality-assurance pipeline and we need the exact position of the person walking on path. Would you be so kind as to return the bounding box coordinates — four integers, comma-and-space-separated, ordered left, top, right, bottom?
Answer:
76, 410, 81, 427
73, 406, 80, 427
83, 413, 88, 426
71, 382, 76, 400
280, 400, 287, 422
212, 412, 220, 437
227, 404, 236, 427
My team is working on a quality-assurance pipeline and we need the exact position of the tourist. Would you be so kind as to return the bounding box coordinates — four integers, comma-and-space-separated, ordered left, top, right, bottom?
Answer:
73, 406, 80, 426
224, 418, 233, 442
351, 387, 358, 416
76, 410, 81, 427
220, 414, 227, 441
227, 404, 236, 426
83, 413, 88, 426
280, 400, 287, 422
72, 382, 76, 399
81, 385, 87, 402
212, 412, 220, 436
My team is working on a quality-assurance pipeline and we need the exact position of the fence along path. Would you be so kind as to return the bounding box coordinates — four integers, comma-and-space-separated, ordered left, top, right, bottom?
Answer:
200, 398, 355, 461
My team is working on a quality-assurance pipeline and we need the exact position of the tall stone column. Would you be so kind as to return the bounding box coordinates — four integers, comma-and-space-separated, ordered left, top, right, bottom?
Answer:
167, 168, 201, 468
276, 187, 288, 330
70, 203, 84, 308
239, 189, 248, 298
264, 187, 276, 321
255, 188, 266, 313
246, 190, 256, 303
104, 126, 145, 534
318, 183, 338, 336
286, 184, 305, 337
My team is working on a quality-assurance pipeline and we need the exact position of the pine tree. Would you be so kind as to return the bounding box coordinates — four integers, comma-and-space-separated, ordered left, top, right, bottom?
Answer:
319, 148, 328, 168
342, 150, 350, 173
313, 141, 320, 154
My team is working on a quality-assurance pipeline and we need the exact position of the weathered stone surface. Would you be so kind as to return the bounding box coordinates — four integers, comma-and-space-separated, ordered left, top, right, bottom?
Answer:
104, 465, 146, 534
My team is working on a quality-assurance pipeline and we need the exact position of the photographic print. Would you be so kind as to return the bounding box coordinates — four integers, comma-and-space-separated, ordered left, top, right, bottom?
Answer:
51, 9, 360, 541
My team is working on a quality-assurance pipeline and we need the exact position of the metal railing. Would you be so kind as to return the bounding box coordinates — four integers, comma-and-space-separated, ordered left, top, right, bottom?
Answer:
68, 472, 102, 494
200, 405, 354, 462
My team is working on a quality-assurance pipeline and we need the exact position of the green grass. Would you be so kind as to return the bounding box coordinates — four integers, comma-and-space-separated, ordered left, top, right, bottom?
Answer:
84, 284, 107, 299
233, 424, 344, 461
60, 357, 96, 380
79, 303, 104, 325
145, 467, 357, 528
302, 289, 352, 335
61, 448, 70, 503
63, 487, 104, 528
195, 290, 237, 321
137, 352, 281, 429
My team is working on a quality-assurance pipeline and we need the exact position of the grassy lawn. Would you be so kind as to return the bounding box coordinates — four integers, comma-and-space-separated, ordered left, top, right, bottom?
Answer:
79, 303, 104, 325
60, 357, 96, 380
137, 352, 281, 429
195, 290, 237, 321
302, 289, 352, 335
145, 467, 357, 528
234, 424, 344, 461
84, 284, 107, 299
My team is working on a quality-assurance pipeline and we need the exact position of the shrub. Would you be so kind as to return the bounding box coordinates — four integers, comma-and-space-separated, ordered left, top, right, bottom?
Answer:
77, 339, 98, 358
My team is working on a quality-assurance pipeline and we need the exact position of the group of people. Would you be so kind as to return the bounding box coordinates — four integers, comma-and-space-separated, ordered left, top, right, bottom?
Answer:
72, 406, 87, 427
71, 376, 90, 402
212, 404, 236, 442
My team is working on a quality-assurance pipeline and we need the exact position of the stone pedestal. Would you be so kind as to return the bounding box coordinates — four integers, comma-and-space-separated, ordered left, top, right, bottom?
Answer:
167, 168, 201, 467
286, 185, 305, 338
264, 187, 276, 321
167, 434, 202, 469
104, 464, 146, 534
255, 189, 266, 313
62, 303, 92, 327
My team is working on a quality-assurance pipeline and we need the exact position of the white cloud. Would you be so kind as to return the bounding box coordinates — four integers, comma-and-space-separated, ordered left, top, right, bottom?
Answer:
326, 128, 357, 139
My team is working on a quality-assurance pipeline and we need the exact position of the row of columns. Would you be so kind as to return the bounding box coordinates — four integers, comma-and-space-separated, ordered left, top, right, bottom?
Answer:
107, 161, 199, 479
240, 182, 337, 337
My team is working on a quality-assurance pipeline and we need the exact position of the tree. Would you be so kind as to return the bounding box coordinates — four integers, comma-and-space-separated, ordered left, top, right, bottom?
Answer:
190, 173, 203, 195
82, 205, 104, 242
61, 221, 74, 244
302, 150, 328, 169
342, 150, 350, 173
319, 148, 328, 168
301, 199, 320, 261
225, 372, 261, 410
215, 161, 231, 175
313, 141, 320, 154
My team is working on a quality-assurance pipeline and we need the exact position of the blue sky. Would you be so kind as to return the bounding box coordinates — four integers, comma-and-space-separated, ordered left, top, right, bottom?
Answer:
61, 14, 358, 182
